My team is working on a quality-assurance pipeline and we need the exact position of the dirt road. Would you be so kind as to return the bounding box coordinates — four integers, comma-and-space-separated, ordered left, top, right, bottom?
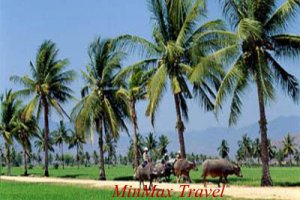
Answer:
1, 176, 299, 200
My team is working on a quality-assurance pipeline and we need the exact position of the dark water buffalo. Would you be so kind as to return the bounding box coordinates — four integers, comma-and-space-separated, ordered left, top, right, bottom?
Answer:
202, 159, 243, 187
154, 162, 173, 182
174, 159, 198, 183
134, 162, 157, 189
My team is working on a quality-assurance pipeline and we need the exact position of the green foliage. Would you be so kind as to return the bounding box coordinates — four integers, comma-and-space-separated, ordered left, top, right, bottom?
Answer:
218, 139, 229, 158
157, 134, 170, 158
10, 40, 76, 121
216, 0, 300, 125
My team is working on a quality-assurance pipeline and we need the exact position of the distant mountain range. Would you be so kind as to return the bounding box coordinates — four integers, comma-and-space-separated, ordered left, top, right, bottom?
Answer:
1, 115, 300, 157
114, 115, 300, 157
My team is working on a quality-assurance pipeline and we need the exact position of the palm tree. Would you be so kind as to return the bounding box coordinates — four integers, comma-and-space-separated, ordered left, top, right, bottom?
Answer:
237, 134, 252, 165
157, 134, 170, 158
71, 37, 129, 180
10, 40, 76, 176
104, 131, 117, 168
34, 128, 54, 154
294, 150, 300, 166
52, 120, 71, 169
216, 0, 300, 186
282, 133, 296, 165
252, 138, 261, 164
0, 90, 21, 175
11, 109, 38, 176
114, 67, 150, 170
117, 0, 235, 158
84, 151, 90, 167
128, 134, 145, 164
218, 139, 229, 159
68, 130, 85, 169
92, 150, 99, 165
275, 149, 285, 166
145, 132, 157, 160
267, 139, 276, 162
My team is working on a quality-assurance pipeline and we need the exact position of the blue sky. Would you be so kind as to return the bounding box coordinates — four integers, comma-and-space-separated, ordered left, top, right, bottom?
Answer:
0, 0, 299, 134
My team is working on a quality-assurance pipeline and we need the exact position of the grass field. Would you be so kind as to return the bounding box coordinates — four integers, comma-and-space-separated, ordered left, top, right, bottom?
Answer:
1, 165, 300, 186
0, 181, 240, 200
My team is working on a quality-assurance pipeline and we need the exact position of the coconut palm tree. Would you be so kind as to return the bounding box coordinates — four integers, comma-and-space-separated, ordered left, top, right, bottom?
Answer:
218, 139, 229, 159
34, 128, 55, 154
267, 139, 276, 162
275, 149, 285, 166
237, 134, 252, 164
11, 109, 38, 176
252, 138, 261, 164
92, 150, 99, 165
294, 150, 300, 166
10, 40, 76, 176
52, 120, 71, 169
116, 0, 235, 158
71, 37, 129, 180
145, 132, 157, 160
157, 134, 170, 158
114, 67, 151, 170
0, 90, 21, 175
282, 133, 296, 165
215, 0, 300, 186
104, 131, 117, 168
68, 130, 85, 169
128, 134, 145, 164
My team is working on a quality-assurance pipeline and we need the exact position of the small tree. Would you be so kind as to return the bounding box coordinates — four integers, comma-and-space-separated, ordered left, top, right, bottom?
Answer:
92, 151, 99, 165
145, 132, 157, 160
218, 139, 229, 159
283, 133, 296, 166
275, 149, 285, 166
252, 138, 261, 164
157, 134, 170, 159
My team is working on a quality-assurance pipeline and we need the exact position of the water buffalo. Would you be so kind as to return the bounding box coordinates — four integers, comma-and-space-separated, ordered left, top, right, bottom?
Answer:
154, 162, 173, 182
134, 162, 157, 189
174, 159, 198, 183
202, 159, 243, 187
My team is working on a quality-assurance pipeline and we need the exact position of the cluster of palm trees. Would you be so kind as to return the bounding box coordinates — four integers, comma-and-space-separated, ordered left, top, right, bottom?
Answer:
218, 133, 299, 166
127, 132, 170, 163
0, 0, 300, 186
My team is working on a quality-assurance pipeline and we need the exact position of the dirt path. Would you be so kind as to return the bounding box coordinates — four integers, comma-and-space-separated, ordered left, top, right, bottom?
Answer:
1, 176, 299, 200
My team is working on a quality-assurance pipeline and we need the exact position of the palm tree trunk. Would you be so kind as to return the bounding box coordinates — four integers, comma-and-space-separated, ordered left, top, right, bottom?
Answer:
130, 98, 139, 169
98, 118, 106, 180
22, 143, 28, 176
256, 77, 272, 186
174, 94, 186, 158
61, 143, 64, 169
5, 142, 11, 176
43, 98, 49, 177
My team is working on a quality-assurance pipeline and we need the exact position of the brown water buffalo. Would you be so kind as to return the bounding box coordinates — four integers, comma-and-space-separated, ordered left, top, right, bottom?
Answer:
134, 162, 157, 189
174, 159, 198, 183
202, 159, 243, 187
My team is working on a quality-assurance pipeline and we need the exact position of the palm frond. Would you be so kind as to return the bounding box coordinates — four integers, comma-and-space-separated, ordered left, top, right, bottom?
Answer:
265, 0, 300, 34
271, 34, 300, 58
266, 52, 299, 102
146, 64, 168, 125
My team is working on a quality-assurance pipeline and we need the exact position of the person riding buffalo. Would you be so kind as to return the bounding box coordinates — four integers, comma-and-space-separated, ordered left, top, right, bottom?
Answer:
142, 147, 150, 167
